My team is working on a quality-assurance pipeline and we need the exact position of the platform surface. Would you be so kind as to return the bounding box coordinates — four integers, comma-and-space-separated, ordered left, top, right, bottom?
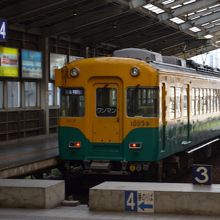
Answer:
0, 179, 65, 209
90, 181, 220, 215
0, 134, 58, 177
0, 205, 218, 220
91, 181, 220, 192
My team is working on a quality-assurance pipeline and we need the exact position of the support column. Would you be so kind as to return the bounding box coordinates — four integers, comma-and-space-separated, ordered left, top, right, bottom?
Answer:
39, 37, 49, 135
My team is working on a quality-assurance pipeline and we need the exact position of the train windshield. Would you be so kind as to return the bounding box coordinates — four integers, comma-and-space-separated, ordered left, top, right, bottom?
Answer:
60, 88, 85, 117
127, 87, 159, 117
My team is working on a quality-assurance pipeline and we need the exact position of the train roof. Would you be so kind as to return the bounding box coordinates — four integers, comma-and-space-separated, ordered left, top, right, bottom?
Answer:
113, 48, 220, 79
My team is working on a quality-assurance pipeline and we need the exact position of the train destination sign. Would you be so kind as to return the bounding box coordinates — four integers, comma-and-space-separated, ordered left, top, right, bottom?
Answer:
0, 19, 7, 41
125, 190, 154, 213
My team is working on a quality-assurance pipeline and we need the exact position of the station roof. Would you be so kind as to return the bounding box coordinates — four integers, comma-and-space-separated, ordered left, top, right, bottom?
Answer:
2, 0, 220, 57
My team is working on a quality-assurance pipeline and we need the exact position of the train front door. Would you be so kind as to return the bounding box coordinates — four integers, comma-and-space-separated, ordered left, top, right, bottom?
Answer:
90, 78, 122, 143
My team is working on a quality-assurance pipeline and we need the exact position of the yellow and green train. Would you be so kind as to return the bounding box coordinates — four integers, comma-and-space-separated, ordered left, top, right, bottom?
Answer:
55, 48, 220, 179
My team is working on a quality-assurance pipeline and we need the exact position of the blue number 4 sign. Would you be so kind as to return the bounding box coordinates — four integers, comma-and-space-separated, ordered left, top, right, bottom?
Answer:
125, 191, 137, 211
0, 19, 7, 41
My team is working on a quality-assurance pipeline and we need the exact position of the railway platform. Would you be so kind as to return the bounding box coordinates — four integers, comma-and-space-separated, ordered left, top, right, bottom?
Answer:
0, 134, 59, 178
0, 205, 218, 220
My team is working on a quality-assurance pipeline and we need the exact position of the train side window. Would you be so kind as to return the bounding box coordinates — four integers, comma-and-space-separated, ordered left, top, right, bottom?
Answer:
214, 89, 217, 112
176, 87, 181, 118
169, 86, 175, 119
200, 89, 204, 114
204, 89, 207, 114
192, 88, 195, 115
218, 90, 220, 111
127, 87, 159, 117
183, 88, 187, 117
207, 89, 210, 113
0, 81, 3, 109
196, 88, 199, 115
210, 89, 213, 113
60, 88, 85, 117
96, 88, 117, 117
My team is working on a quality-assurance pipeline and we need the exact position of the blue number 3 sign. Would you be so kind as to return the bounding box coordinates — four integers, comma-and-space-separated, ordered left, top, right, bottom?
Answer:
192, 164, 212, 185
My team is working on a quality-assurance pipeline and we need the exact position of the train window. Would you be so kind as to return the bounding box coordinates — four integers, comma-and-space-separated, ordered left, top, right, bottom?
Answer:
176, 87, 181, 118
207, 89, 211, 113
169, 87, 175, 119
210, 89, 213, 113
0, 81, 3, 109
195, 88, 199, 115
200, 89, 203, 114
96, 88, 117, 117
204, 89, 207, 113
127, 87, 159, 117
183, 88, 187, 117
60, 88, 84, 117
57, 88, 61, 106
192, 88, 195, 115
24, 82, 37, 107
7, 81, 20, 108
218, 90, 220, 111
214, 89, 217, 112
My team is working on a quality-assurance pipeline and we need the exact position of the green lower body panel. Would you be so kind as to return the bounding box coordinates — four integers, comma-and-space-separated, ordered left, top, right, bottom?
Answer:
58, 116, 220, 163
58, 127, 160, 162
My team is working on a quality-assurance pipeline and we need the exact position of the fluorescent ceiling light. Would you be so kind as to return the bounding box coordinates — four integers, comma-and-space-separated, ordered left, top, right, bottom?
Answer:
204, 34, 213, 39
171, 4, 182, 9
202, 12, 212, 16
188, 12, 195, 16
190, 16, 200, 20
209, 4, 220, 9
211, 18, 220, 23
214, 8, 220, 12
201, 22, 210, 26
197, 8, 207, 13
216, 40, 220, 43
162, 0, 175, 5
206, 24, 214, 29
183, 0, 196, 5
189, 27, 201, 32
143, 3, 165, 14
170, 17, 185, 24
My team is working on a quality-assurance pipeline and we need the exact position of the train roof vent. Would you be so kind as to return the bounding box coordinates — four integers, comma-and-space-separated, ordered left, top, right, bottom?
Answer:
162, 56, 186, 67
113, 48, 163, 62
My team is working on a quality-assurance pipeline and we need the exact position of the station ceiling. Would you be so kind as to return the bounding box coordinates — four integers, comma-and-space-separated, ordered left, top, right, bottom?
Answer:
2, 0, 220, 57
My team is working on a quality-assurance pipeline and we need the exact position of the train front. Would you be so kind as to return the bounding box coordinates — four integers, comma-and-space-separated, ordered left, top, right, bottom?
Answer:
55, 57, 160, 176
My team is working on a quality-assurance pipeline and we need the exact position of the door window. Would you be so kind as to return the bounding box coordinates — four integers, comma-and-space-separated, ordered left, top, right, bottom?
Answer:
96, 87, 117, 117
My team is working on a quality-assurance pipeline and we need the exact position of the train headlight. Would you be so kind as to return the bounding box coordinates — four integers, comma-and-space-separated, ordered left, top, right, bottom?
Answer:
130, 67, 140, 77
70, 67, 80, 77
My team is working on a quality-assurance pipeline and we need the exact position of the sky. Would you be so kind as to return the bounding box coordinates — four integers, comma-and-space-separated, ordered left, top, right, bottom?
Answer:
191, 48, 220, 69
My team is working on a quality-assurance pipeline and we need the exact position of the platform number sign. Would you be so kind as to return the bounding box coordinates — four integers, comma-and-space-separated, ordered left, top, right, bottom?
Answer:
125, 191, 137, 211
125, 190, 154, 213
0, 19, 7, 41
192, 164, 212, 185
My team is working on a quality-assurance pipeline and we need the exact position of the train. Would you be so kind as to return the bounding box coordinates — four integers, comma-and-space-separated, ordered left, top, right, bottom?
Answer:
55, 48, 220, 180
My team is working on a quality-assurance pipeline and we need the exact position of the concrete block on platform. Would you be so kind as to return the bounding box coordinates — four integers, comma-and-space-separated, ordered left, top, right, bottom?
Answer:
0, 179, 65, 209
89, 181, 220, 215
